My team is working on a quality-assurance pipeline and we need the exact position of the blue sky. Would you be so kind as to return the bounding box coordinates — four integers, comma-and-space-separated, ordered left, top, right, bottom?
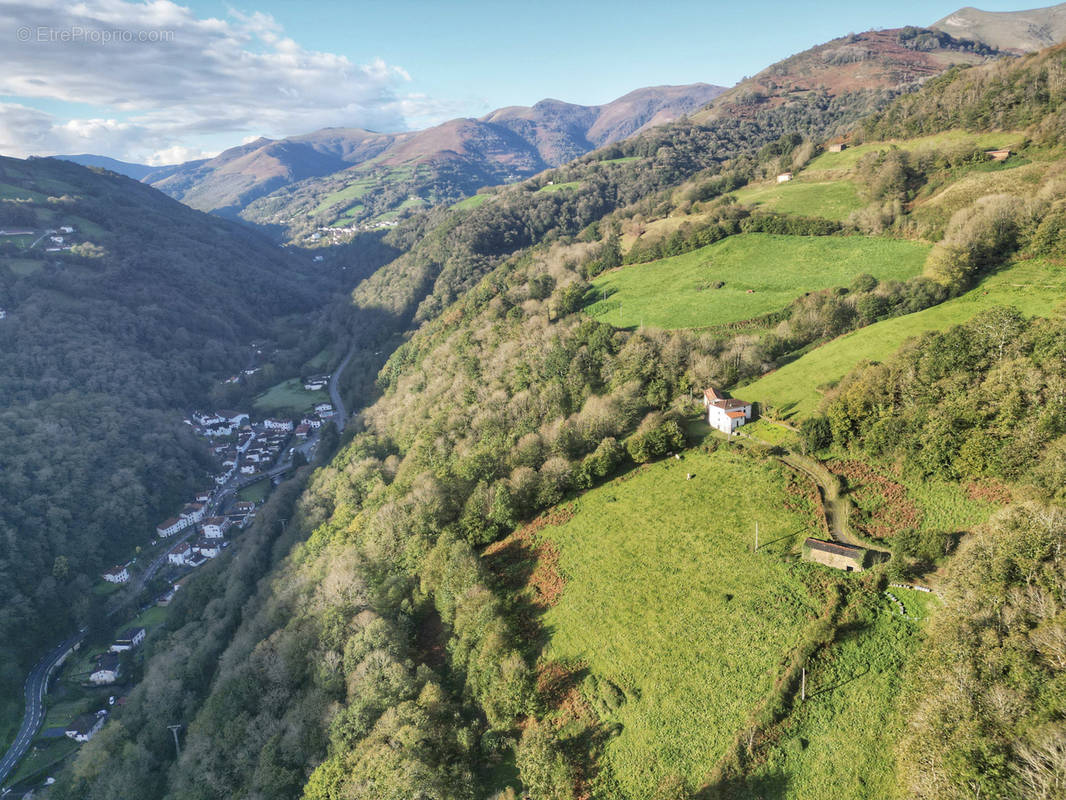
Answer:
183, 0, 1030, 107
0, 0, 1043, 163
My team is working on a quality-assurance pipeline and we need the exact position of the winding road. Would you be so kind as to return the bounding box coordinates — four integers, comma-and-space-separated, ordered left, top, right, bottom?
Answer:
0, 344, 359, 788
327, 346, 354, 431
0, 629, 85, 787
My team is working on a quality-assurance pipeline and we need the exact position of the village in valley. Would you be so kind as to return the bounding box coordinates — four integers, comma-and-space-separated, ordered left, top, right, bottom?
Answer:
16, 372, 340, 774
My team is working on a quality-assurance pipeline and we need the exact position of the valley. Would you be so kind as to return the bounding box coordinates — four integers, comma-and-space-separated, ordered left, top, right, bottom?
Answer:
6, 4, 1066, 799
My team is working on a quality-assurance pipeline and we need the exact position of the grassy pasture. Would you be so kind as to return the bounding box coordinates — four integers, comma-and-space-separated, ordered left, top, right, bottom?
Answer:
740, 603, 919, 799
313, 178, 377, 216
730, 179, 863, 221
253, 377, 327, 415
585, 233, 929, 330
805, 130, 1025, 173
537, 181, 582, 193
539, 448, 827, 795
743, 258, 1066, 419
237, 479, 270, 505
451, 193, 491, 211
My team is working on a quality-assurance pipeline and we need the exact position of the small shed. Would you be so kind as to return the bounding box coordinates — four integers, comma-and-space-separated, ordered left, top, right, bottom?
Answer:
777, 172, 793, 183
802, 537, 869, 572
827, 143, 847, 153
985, 148, 1011, 161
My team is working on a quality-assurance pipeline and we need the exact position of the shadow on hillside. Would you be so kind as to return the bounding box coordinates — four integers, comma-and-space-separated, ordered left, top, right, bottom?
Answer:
481, 534, 555, 659
697, 770, 790, 800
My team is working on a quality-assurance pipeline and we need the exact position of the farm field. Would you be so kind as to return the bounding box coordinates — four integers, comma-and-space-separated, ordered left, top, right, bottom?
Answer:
804, 130, 1024, 173
740, 602, 919, 799
742, 258, 1066, 419
537, 181, 582, 193
538, 448, 830, 795
253, 377, 327, 415
313, 179, 375, 216
585, 233, 929, 330
451, 193, 490, 210
730, 179, 862, 221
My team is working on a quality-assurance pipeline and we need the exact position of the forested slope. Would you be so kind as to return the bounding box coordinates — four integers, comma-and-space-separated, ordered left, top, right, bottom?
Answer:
0, 155, 342, 742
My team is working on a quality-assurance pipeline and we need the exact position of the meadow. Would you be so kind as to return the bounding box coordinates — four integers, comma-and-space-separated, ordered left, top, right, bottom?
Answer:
451, 193, 491, 210
804, 130, 1024, 173
253, 377, 328, 415
539, 447, 828, 795
729, 179, 863, 221
740, 602, 920, 799
537, 181, 582, 193
584, 233, 929, 330
237, 478, 271, 504
743, 258, 1066, 419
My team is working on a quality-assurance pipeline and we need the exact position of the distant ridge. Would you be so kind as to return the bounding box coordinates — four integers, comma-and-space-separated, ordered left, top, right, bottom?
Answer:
931, 3, 1066, 53
138, 83, 725, 219
51, 153, 176, 181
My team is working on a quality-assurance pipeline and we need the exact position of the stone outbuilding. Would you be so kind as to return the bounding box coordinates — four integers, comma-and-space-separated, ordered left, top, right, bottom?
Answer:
802, 537, 870, 572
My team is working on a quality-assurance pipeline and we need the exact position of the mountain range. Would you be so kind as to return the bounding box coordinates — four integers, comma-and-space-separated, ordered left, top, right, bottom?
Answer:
69, 83, 724, 227
53, 5, 1066, 240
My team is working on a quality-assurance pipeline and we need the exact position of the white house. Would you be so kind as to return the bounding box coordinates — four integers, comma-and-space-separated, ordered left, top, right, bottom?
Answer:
167, 542, 193, 566
302, 416, 323, 430
192, 411, 224, 427
156, 516, 189, 537
702, 387, 728, 407
195, 490, 213, 504
0, 309, 6, 320
196, 539, 221, 558
707, 397, 753, 434
201, 516, 230, 538
66, 711, 107, 742
90, 654, 121, 685
59, 225, 75, 234
314, 403, 334, 417
204, 424, 235, 438
217, 410, 249, 426
263, 418, 294, 432
110, 627, 146, 653
102, 565, 129, 584
180, 503, 205, 523
777, 172, 793, 183
49, 235, 65, 244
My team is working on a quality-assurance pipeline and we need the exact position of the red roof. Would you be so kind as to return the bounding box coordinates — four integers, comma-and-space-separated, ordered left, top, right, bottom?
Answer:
726, 410, 747, 419
157, 517, 181, 529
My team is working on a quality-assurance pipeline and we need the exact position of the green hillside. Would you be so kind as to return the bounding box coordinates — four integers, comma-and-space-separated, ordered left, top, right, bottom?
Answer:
585, 234, 929, 330
728, 180, 863, 221
537, 448, 824, 794
52, 29, 1066, 800
743, 258, 1066, 418
0, 155, 340, 752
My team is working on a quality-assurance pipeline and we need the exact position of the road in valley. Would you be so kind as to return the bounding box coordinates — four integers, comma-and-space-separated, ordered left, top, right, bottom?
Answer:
1, 343, 358, 788
0, 629, 85, 788
327, 347, 354, 431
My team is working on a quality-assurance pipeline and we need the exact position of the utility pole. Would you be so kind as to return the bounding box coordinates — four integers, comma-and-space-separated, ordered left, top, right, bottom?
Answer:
754, 521, 759, 552
801, 667, 806, 701
167, 724, 182, 757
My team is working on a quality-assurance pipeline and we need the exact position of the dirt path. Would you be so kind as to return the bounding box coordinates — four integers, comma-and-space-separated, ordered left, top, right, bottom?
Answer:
735, 429, 882, 553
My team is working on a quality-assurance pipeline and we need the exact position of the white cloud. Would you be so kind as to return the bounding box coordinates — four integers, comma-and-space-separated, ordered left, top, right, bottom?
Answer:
0, 0, 434, 162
